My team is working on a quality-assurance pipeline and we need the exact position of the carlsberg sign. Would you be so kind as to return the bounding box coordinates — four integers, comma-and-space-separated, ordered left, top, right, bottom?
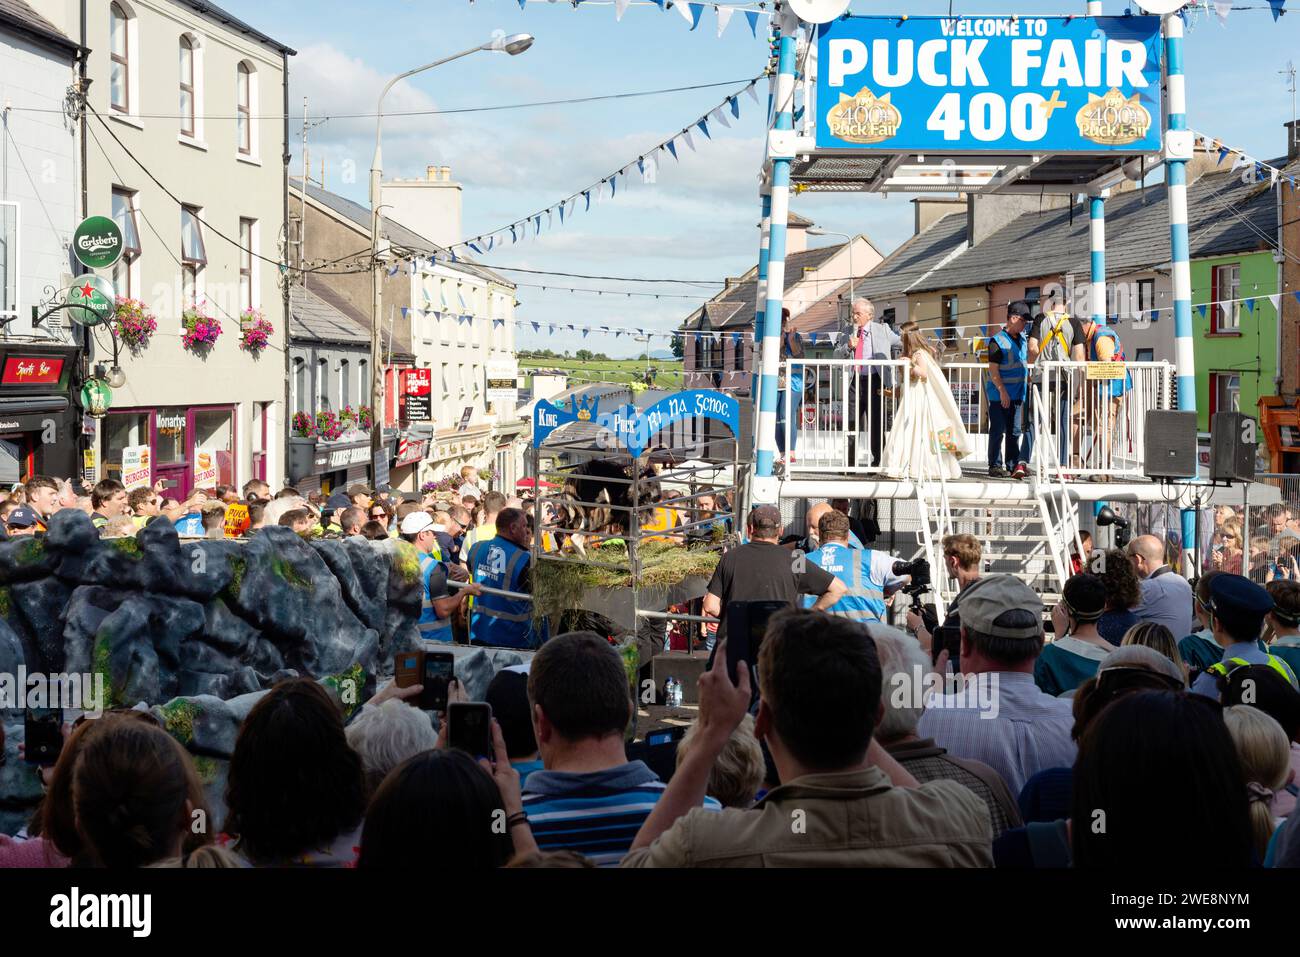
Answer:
72, 216, 124, 270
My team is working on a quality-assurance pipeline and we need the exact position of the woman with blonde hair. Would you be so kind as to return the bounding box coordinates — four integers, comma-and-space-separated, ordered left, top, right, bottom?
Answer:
1222, 705, 1293, 863
1121, 621, 1186, 681
878, 321, 974, 480
1213, 519, 1244, 575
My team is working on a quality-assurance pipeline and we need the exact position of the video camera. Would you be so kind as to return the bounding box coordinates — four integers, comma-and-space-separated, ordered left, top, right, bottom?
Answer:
892, 557, 932, 613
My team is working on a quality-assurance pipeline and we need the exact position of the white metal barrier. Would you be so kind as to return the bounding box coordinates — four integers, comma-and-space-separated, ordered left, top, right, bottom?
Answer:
780, 358, 1174, 480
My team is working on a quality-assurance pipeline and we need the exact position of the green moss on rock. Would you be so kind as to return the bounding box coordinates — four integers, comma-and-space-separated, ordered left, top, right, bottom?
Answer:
0, 586, 10, 618
192, 755, 219, 784
161, 698, 202, 744
14, 537, 45, 565
92, 635, 116, 710
271, 557, 313, 590
322, 663, 366, 719
223, 554, 247, 602
109, 536, 143, 558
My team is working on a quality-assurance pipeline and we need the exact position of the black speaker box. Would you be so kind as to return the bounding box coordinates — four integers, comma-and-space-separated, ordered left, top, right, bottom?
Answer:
1144, 410, 1198, 479
1210, 411, 1257, 483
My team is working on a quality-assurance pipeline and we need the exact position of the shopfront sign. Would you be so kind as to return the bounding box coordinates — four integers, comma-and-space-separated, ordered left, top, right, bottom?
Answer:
72, 215, 124, 270
1, 356, 65, 386
486, 360, 519, 408
457, 407, 474, 433
815, 15, 1162, 154
327, 444, 371, 470
193, 448, 220, 488
121, 445, 151, 491
396, 437, 430, 467
403, 368, 432, 422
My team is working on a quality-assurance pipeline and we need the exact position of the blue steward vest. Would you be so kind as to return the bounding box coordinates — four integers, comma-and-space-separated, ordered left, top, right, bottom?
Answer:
985, 329, 1028, 402
418, 554, 453, 642
468, 536, 545, 649
801, 541, 887, 622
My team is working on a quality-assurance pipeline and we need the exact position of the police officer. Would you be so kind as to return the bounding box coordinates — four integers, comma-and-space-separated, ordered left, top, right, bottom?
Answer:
468, 507, 547, 649
801, 508, 904, 624
1190, 574, 1300, 698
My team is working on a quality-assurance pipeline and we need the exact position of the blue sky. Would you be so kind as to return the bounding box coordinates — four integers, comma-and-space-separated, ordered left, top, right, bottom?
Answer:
221, 0, 1300, 357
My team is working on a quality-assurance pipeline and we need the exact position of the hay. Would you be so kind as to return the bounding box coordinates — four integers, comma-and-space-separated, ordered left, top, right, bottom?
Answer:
532, 543, 720, 619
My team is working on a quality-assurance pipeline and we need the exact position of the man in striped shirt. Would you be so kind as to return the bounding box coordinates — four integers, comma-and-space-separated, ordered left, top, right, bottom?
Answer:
521, 631, 720, 865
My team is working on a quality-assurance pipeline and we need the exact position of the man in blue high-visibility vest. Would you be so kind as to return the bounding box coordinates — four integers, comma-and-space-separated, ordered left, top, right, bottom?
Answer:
402, 510, 479, 643
802, 509, 905, 625
468, 507, 547, 649
986, 301, 1034, 480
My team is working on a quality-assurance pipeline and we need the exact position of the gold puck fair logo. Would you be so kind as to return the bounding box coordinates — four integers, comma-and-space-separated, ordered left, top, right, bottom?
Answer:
1076, 88, 1152, 147
826, 88, 902, 145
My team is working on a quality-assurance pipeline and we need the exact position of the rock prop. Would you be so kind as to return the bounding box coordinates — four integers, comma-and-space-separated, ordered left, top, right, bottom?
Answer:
0, 512, 540, 836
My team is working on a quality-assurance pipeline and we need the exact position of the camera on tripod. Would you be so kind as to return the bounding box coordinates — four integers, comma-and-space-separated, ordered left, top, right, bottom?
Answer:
892, 557, 932, 612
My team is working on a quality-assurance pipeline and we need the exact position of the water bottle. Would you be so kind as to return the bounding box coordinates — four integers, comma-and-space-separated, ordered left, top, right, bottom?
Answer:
671, 678, 683, 708
665, 677, 677, 707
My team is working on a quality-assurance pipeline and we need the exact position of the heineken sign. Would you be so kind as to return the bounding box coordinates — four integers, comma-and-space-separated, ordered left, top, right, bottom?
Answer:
65, 276, 115, 327
80, 377, 113, 417
72, 215, 124, 270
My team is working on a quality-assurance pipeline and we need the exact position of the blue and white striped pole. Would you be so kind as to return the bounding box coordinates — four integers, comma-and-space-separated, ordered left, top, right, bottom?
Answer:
753, 11, 798, 505
1089, 191, 1107, 327
1165, 13, 1198, 574
749, 78, 775, 425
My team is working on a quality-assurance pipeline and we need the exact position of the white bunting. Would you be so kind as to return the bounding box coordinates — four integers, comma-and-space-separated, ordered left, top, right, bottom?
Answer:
1231, 153, 1248, 172
1270, 294, 1282, 314
746, 82, 760, 104
682, 128, 696, 152
717, 5, 734, 37
642, 155, 658, 184
1215, 0, 1231, 25
614, 0, 630, 21
676, 0, 696, 25
711, 105, 732, 129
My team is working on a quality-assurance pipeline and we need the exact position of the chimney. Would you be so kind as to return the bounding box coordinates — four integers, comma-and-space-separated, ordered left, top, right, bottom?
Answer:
966, 192, 1069, 247
911, 197, 967, 237
1288, 121, 1300, 164
381, 165, 463, 250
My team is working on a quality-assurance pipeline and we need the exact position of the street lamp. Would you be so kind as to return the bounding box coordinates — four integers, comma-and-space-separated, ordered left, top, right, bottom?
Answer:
369, 34, 535, 467
806, 227, 855, 320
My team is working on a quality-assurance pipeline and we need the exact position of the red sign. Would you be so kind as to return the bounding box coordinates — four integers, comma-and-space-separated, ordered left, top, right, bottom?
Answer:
396, 437, 430, 467
2, 356, 64, 386
402, 368, 432, 422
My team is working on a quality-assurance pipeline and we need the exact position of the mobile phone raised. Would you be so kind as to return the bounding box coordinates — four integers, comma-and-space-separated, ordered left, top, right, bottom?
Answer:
421, 652, 455, 712
447, 702, 493, 759
24, 707, 63, 766
725, 600, 786, 687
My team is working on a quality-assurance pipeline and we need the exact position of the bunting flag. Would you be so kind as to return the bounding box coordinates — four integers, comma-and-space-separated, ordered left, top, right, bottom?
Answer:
746, 82, 760, 104
468, 242, 482, 255
729, 95, 741, 119
387, 263, 400, 277
1294, 291, 1300, 306
682, 129, 696, 152
711, 106, 732, 129
610, 176, 617, 199
1245, 298, 1256, 315
558, 203, 565, 224
400, 307, 409, 319
697, 118, 711, 139
1270, 0, 1287, 21
1215, 0, 1232, 25
1269, 294, 1281, 313
666, 138, 678, 160
583, 190, 592, 212
614, 0, 630, 21
717, 6, 734, 37
531, 321, 540, 332
745, 10, 760, 36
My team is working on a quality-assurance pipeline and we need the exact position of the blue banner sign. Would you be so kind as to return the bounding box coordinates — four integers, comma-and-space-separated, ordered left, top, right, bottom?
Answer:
532, 390, 739, 457
815, 15, 1163, 153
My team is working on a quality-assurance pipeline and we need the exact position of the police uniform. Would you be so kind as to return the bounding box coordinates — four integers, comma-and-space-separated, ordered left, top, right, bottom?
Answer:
1190, 575, 1299, 697
801, 540, 904, 624
468, 534, 546, 649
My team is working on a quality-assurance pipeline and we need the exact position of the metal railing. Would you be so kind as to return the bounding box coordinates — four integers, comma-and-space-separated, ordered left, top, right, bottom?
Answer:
779, 358, 1175, 479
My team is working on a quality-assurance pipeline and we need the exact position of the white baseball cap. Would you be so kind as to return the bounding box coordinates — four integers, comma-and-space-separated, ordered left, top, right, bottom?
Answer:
400, 511, 436, 535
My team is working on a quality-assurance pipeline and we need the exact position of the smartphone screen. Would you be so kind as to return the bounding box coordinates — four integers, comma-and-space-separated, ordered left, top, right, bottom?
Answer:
448, 702, 493, 759
421, 653, 455, 712
24, 707, 63, 765
726, 600, 785, 688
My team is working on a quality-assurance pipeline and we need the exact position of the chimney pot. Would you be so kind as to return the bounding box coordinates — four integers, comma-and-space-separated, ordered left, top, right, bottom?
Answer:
427, 165, 438, 181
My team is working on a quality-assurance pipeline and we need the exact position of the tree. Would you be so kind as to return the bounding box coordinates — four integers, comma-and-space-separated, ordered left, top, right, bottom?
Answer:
575, 349, 594, 361
670, 333, 684, 359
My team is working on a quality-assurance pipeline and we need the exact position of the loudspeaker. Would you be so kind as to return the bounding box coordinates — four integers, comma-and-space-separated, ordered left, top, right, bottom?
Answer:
1144, 410, 1198, 479
1210, 411, 1257, 483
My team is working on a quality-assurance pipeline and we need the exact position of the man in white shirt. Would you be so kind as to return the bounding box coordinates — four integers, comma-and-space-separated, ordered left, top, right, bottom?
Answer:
834, 298, 901, 468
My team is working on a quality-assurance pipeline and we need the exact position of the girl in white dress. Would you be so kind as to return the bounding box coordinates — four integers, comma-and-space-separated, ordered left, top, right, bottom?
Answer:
879, 323, 975, 481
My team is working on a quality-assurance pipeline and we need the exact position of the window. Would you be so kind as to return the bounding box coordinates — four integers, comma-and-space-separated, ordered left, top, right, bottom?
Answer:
192, 409, 235, 487
103, 412, 150, 482
316, 358, 328, 412
179, 36, 195, 137
238, 217, 254, 311
154, 407, 187, 465
358, 359, 368, 407
0, 202, 17, 321
180, 205, 206, 305
1023, 286, 1041, 308
237, 63, 252, 154
1211, 264, 1241, 332
339, 360, 350, 410
940, 295, 959, 346
292, 358, 307, 415
1212, 373, 1241, 415
112, 188, 140, 299
1137, 279, 1155, 323
110, 3, 129, 113
1135, 348, 1155, 363
732, 335, 745, 371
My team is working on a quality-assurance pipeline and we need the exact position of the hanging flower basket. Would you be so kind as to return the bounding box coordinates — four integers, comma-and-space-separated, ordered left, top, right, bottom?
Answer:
111, 297, 158, 352
181, 306, 222, 352
292, 411, 317, 439
358, 405, 373, 431
316, 410, 344, 441
238, 309, 274, 355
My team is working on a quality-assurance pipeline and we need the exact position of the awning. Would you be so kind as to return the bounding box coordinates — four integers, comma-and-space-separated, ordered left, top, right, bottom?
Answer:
0, 395, 71, 432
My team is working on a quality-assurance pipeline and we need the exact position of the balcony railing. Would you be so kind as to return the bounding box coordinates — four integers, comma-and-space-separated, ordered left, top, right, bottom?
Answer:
779, 358, 1175, 480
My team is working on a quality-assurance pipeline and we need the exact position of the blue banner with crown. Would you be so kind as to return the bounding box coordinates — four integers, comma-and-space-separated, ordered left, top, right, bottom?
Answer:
532, 390, 739, 457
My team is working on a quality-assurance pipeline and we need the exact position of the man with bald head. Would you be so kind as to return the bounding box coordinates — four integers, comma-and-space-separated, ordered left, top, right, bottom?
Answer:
1127, 534, 1194, 638
804, 501, 863, 553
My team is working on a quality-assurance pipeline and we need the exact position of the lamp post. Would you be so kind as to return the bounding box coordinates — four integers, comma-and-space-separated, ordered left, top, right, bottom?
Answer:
806, 227, 854, 322
369, 33, 534, 470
